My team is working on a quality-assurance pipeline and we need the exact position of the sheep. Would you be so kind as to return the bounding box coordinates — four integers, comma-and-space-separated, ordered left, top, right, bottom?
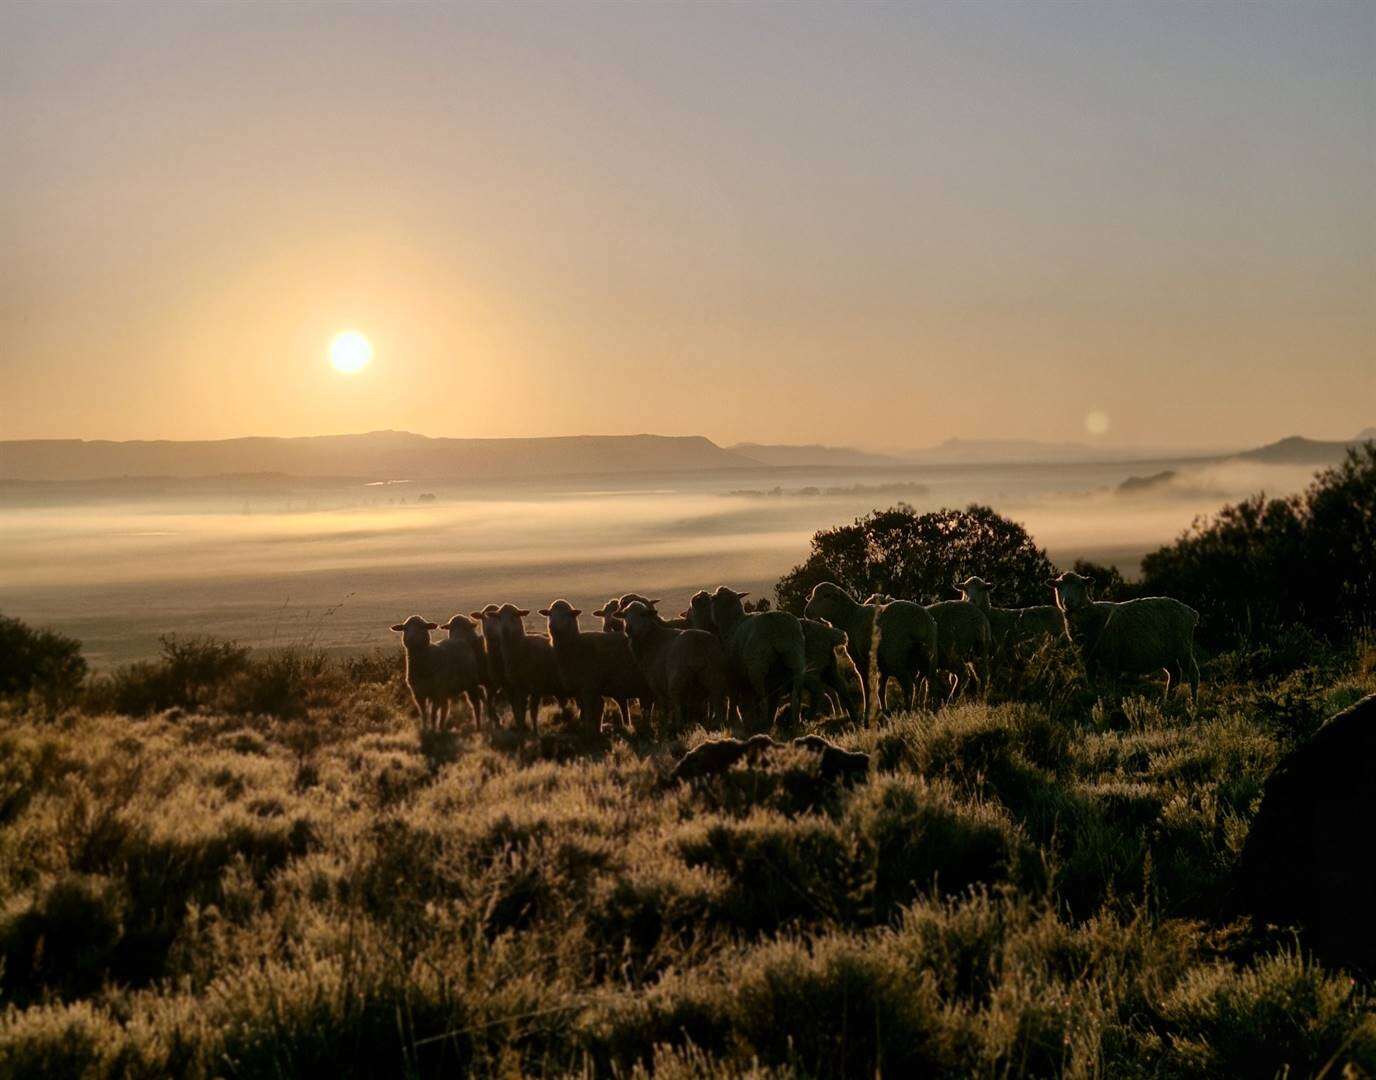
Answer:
470, 603, 512, 718
592, 598, 626, 634
804, 582, 938, 718
684, 590, 715, 632
436, 613, 490, 724
1050, 570, 1200, 702
954, 576, 1066, 664
708, 586, 806, 730
489, 603, 570, 730
800, 618, 863, 722
620, 600, 729, 731
669, 733, 782, 782
792, 734, 871, 784
868, 589, 991, 701
389, 615, 484, 731
540, 598, 650, 731
618, 593, 692, 630
924, 599, 992, 702
667, 732, 868, 786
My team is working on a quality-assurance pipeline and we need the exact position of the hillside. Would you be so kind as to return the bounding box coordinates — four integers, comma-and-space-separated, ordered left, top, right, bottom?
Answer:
1232, 434, 1371, 466
0, 431, 761, 482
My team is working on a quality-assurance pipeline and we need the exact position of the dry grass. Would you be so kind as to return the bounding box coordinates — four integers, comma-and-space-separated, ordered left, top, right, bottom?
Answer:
0, 641, 1373, 1077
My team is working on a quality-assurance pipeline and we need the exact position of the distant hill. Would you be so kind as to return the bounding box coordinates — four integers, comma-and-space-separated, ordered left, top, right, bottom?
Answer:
0, 431, 761, 482
1355, 427, 1376, 441
727, 442, 901, 468
899, 437, 1211, 465
1232, 435, 1369, 467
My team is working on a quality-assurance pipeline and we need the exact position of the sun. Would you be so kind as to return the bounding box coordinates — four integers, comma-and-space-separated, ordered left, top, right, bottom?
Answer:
329, 331, 373, 374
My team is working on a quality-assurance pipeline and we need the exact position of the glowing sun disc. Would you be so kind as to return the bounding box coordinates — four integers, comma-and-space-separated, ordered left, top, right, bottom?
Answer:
329, 331, 373, 374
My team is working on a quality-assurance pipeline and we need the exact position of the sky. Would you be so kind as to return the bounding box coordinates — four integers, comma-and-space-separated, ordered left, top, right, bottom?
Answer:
3, 1, 1372, 450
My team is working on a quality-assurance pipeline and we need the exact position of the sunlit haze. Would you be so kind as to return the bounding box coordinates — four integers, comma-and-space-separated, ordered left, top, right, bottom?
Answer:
3, 1, 1372, 449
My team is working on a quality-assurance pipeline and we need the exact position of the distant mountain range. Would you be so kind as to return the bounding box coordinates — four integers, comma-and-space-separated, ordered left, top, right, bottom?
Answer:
1, 427, 1368, 483
0, 431, 758, 482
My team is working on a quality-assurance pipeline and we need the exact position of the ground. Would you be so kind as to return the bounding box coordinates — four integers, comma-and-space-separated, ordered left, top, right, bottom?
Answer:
1, 643, 1374, 1077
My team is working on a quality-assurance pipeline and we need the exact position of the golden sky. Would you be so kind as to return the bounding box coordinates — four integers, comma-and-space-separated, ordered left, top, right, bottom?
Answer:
3, 2, 1372, 449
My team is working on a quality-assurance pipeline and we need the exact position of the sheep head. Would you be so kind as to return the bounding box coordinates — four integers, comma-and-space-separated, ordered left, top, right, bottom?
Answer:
390, 614, 438, 649
1050, 572, 1093, 612
492, 603, 532, 648
687, 590, 715, 631
805, 581, 857, 624
540, 599, 582, 642
955, 576, 994, 609
709, 586, 749, 632
620, 600, 663, 640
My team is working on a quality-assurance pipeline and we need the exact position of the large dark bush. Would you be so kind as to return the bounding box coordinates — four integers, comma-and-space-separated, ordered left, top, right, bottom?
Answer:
0, 614, 87, 700
775, 503, 1057, 613
1140, 444, 1376, 648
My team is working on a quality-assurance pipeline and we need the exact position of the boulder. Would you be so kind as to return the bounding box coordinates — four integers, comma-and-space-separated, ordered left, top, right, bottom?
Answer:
1236, 692, 1376, 969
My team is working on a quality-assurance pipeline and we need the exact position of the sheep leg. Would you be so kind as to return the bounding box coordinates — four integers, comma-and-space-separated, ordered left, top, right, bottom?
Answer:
896, 674, 916, 715
616, 697, 633, 732
466, 689, 483, 728
581, 693, 604, 733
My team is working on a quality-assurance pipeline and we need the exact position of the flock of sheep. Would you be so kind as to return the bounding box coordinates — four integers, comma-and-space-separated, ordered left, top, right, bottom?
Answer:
390, 570, 1201, 735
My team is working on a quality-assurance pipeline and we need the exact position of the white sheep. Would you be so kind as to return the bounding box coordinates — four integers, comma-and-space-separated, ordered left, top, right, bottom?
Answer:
955, 576, 1066, 667
389, 614, 483, 731
1050, 571, 1200, 702
540, 598, 650, 731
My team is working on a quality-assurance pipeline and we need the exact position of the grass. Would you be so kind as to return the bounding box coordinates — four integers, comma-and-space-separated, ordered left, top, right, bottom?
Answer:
0, 639, 1373, 1077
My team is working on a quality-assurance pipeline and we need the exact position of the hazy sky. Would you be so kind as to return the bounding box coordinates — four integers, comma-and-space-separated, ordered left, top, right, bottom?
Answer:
3, 1, 1372, 449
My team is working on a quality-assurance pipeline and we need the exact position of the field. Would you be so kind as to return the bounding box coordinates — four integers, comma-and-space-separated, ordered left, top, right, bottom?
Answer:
1, 635, 1374, 1077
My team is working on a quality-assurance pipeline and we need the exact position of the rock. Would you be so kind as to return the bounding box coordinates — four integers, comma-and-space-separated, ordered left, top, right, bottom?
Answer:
1236, 692, 1376, 969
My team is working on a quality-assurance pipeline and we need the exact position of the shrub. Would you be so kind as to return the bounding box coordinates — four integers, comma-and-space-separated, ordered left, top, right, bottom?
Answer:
99, 635, 249, 715
774, 504, 1057, 613
0, 614, 87, 702
1141, 443, 1376, 648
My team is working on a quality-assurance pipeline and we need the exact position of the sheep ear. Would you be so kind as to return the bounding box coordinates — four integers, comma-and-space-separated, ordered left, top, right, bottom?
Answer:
469, 611, 485, 620
538, 608, 551, 617
516, 608, 530, 617
679, 610, 690, 618
736, 591, 750, 600
570, 608, 582, 617
425, 622, 438, 630
390, 624, 405, 632
592, 607, 607, 617
647, 598, 662, 605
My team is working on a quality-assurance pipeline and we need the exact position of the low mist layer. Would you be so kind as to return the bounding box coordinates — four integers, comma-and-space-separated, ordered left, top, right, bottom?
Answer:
1, 458, 1321, 665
